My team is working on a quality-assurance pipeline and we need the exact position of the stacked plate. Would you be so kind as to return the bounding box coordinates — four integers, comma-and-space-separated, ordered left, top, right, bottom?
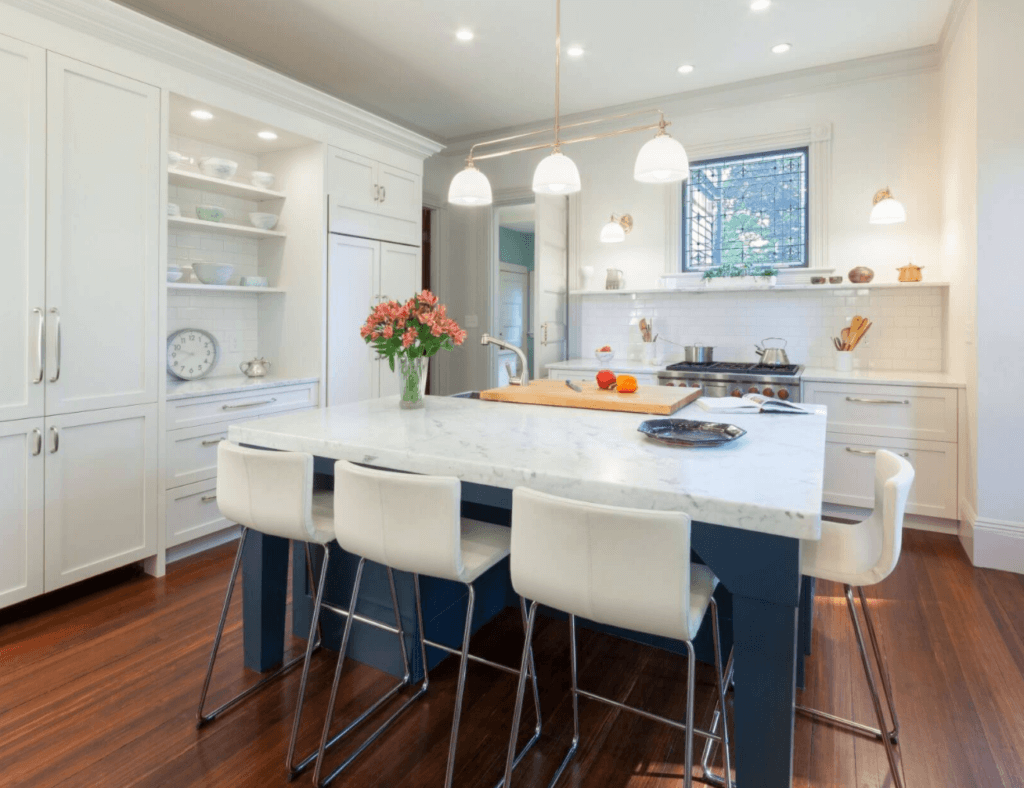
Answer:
637, 419, 746, 448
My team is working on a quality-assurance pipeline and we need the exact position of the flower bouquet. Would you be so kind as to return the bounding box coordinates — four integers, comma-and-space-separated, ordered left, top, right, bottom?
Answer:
360, 290, 467, 408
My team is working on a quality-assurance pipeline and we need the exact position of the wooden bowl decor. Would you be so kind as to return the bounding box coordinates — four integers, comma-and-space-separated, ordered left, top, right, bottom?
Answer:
848, 266, 875, 283
897, 262, 924, 282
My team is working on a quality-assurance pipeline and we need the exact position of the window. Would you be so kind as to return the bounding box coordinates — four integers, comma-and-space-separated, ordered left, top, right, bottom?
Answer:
682, 147, 809, 272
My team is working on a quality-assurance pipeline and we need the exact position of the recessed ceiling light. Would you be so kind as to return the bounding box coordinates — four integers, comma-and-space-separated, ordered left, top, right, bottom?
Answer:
456, 28, 474, 42
677, 64, 695, 74
567, 45, 584, 57
772, 42, 792, 54
190, 109, 214, 120
257, 130, 278, 140
751, 0, 771, 10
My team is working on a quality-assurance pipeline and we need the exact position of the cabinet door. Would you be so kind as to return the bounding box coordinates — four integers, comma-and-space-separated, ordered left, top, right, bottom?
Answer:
0, 418, 45, 609
376, 163, 423, 246
327, 147, 380, 236
327, 235, 379, 406
0, 35, 45, 421
45, 55, 160, 415
44, 404, 158, 591
378, 243, 423, 398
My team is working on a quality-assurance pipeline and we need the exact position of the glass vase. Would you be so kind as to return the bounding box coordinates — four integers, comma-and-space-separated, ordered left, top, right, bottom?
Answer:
397, 354, 428, 409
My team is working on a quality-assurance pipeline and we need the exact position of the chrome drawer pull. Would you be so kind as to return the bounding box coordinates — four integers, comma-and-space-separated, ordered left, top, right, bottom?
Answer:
845, 396, 910, 405
846, 447, 910, 459
31, 429, 42, 456
221, 397, 276, 410
33, 308, 45, 384
201, 494, 217, 503
201, 438, 224, 446
49, 308, 61, 383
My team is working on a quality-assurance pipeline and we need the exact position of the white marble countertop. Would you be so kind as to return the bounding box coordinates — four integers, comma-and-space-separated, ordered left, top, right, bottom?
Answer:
229, 396, 827, 540
167, 375, 319, 401
801, 367, 965, 389
546, 358, 668, 375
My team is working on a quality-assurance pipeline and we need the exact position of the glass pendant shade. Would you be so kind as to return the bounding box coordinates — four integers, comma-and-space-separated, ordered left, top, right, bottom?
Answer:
634, 133, 690, 183
532, 151, 581, 195
869, 195, 907, 224
600, 220, 626, 243
448, 164, 493, 206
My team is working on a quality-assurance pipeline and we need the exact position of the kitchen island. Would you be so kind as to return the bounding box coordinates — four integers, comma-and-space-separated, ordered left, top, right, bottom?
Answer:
229, 395, 827, 788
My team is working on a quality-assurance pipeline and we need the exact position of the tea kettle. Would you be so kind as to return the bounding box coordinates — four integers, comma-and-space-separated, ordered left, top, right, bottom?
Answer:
754, 337, 791, 366
239, 357, 272, 377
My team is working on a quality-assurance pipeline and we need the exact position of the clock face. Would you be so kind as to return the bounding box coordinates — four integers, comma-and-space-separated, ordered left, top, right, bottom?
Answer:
167, 329, 219, 380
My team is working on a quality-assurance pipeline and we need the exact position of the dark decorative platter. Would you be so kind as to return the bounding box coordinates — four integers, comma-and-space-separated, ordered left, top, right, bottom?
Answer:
637, 418, 747, 447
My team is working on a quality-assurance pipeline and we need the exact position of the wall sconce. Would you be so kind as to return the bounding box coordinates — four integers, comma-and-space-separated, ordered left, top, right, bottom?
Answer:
869, 188, 906, 225
599, 214, 633, 243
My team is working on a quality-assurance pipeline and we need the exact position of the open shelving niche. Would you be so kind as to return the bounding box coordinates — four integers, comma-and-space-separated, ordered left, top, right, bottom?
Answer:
570, 281, 951, 297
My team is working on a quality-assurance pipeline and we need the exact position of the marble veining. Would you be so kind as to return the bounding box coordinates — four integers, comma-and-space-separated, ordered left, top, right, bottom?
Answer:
230, 396, 827, 540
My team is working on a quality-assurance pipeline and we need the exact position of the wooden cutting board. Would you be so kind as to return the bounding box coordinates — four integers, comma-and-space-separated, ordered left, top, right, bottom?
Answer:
479, 380, 701, 416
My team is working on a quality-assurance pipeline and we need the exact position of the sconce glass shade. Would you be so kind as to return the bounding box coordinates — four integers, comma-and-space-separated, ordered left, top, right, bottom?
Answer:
634, 133, 690, 183
448, 163, 493, 206
869, 191, 907, 224
532, 151, 582, 195
600, 220, 626, 243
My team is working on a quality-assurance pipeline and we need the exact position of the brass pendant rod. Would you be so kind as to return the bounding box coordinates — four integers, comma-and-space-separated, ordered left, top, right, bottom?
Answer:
554, 0, 561, 148
471, 119, 663, 163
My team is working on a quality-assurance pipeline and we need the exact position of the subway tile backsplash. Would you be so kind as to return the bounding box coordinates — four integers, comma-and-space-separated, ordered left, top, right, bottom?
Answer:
167, 290, 259, 381
577, 286, 946, 372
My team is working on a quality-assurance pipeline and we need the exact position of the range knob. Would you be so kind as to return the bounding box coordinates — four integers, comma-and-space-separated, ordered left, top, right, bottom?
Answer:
762, 387, 775, 398
748, 386, 759, 394
731, 389, 743, 398
777, 388, 790, 400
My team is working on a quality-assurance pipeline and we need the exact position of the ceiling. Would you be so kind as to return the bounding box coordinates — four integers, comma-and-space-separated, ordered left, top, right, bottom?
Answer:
169, 94, 312, 153
114, 0, 954, 142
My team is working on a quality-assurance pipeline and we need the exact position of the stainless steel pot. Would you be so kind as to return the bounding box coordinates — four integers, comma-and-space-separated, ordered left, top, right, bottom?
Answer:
683, 345, 714, 364
755, 337, 790, 366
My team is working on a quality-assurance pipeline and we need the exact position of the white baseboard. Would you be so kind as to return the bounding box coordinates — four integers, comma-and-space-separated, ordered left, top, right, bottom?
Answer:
959, 498, 1024, 574
166, 526, 241, 565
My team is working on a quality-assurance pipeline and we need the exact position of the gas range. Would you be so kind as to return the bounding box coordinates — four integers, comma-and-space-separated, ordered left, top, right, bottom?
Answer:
657, 362, 804, 402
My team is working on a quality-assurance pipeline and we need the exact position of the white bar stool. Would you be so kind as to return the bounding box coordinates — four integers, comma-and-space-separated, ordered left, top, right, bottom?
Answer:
502, 488, 733, 788
311, 461, 542, 788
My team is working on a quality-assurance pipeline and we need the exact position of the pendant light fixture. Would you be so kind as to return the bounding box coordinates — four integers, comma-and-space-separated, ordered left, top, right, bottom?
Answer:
869, 187, 907, 224
447, 0, 690, 205
599, 214, 633, 243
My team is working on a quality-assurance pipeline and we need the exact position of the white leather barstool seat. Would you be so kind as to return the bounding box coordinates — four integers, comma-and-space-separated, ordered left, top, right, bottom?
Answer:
459, 519, 512, 583
310, 490, 336, 544
687, 564, 720, 640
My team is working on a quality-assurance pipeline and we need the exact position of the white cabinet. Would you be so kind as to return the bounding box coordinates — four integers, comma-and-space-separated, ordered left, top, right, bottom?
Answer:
0, 418, 45, 608
328, 146, 422, 247
43, 404, 158, 590
328, 236, 423, 405
45, 55, 160, 415
0, 34, 45, 422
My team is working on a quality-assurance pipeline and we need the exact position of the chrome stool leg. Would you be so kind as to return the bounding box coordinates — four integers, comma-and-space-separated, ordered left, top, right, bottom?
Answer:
699, 650, 734, 787
196, 529, 313, 727
443, 585, 477, 788
858, 586, 901, 745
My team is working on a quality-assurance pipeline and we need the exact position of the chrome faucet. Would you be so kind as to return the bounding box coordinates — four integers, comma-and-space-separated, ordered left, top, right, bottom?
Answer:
480, 333, 530, 386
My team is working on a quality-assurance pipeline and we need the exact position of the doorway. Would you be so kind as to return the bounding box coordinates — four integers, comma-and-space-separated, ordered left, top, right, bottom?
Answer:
494, 203, 535, 386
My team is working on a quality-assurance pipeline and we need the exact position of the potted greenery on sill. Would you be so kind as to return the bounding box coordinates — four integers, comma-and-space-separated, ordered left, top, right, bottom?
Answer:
702, 262, 779, 289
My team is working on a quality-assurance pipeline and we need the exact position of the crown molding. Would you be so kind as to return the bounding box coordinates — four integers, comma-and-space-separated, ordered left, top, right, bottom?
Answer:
938, 0, 972, 63
441, 45, 939, 157
5, 0, 444, 159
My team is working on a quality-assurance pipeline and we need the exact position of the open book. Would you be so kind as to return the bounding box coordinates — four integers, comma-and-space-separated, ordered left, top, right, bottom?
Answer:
696, 393, 809, 414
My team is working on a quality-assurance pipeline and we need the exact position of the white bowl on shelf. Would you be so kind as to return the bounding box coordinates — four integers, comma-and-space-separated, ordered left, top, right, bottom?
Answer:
240, 275, 269, 287
166, 266, 183, 283
167, 202, 181, 217
196, 204, 226, 222
250, 171, 275, 189
595, 350, 615, 363
167, 150, 189, 168
248, 212, 278, 230
192, 262, 234, 285
198, 157, 238, 179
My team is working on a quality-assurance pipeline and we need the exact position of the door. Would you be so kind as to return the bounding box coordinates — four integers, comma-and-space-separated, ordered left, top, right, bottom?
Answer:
378, 243, 423, 398
497, 265, 529, 387
327, 147, 380, 235
376, 163, 422, 246
327, 235, 379, 406
43, 404, 158, 591
532, 194, 569, 377
0, 34, 45, 422
45, 55, 160, 415
0, 418, 44, 609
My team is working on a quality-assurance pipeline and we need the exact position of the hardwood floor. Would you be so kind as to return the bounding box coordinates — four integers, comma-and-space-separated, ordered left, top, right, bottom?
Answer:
1, 530, 1022, 788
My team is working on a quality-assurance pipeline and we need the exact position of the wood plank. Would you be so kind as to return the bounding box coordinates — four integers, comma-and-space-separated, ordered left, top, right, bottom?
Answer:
479, 380, 701, 416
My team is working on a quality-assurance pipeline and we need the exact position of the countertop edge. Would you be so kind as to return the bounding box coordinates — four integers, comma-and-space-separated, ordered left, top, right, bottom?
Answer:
166, 375, 320, 401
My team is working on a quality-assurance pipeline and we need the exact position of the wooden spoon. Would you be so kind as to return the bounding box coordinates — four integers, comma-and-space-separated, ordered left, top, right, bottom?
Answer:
841, 327, 851, 350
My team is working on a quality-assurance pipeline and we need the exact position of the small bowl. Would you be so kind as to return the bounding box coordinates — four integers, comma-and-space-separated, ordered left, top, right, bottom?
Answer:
810, 276, 826, 285
248, 212, 278, 230
198, 157, 239, 179
196, 204, 226, 222
250, 171, 275, 189
829, 276, 843, 284
595, 350, 614, 362
166, 266, 183, 283
192, 262, 234, 285
167, 150, 188, 167
240, 275, 269, 287
167, 202, 181, 217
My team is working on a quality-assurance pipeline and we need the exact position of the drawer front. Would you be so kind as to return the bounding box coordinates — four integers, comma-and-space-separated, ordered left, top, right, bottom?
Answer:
166, 384, 317, 430
166, 478, 232, 547
823, 434, 957, 519
166, 422, 232, 489
803, 382, 957, 442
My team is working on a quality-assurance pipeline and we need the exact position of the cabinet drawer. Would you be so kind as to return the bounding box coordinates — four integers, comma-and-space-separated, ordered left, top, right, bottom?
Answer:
166, 478, 232, 547
803, 382, 957, 442
823, 434, 957, 519
165, 422, 233, 489
166, 384, 317, 430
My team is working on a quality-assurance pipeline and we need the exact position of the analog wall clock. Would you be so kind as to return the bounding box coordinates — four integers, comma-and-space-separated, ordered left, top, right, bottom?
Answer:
167, 328, 219, 380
